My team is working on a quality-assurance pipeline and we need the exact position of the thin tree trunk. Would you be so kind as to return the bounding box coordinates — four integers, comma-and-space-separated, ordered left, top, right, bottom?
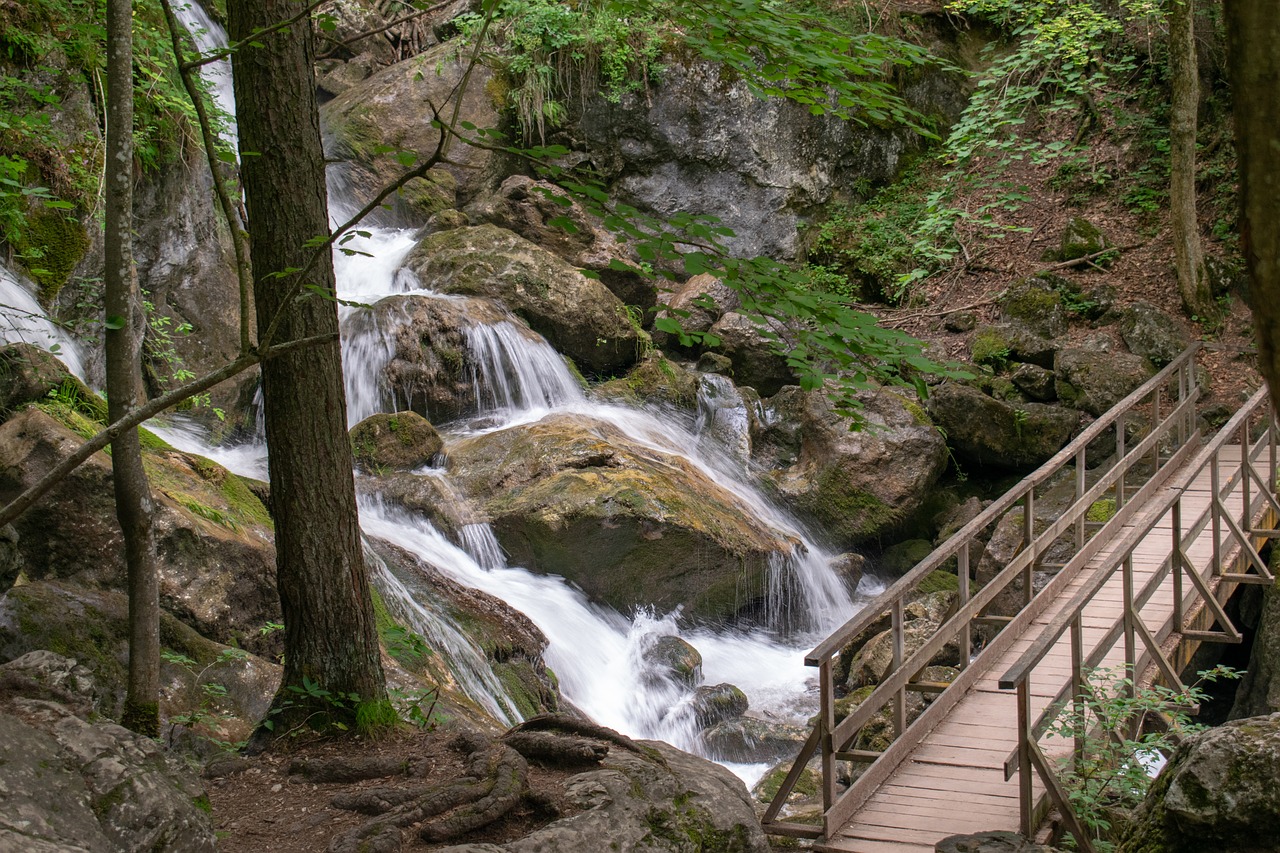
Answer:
105, 0, 161, 736
1225, 1, 1280, 398
227, 0, 386, 727
1169, 0, 1211, 318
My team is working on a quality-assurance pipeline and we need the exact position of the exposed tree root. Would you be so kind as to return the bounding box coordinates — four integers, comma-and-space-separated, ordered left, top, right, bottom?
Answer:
503, 713, 665, 765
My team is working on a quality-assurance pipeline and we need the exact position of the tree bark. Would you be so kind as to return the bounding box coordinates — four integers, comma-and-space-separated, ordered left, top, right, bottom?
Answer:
227, 0, 386, 725
1170, 0, 1212, 318
105, 0, 161, 737
1225, 1, 1280, 399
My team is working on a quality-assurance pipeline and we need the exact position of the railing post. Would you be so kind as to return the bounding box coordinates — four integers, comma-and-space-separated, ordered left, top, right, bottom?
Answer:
819, 657, 835, 811
1177, 359, 1188, 447
1151, 387, 1162, 470
1023, 487, 1035, 607
1211, 452, 1222, 576
1071, 613, 1085, 770
1123, 554, 1136, 702
1076, 447, 1087, 550
1270, 401, 1277, 495
958, 542, 971, 670
1017, 679, 1034, 837
1116, 414, 1127, 508
1241, 418, 1251, 529
1172, 498, 1184, 630
892, 598, 906, 736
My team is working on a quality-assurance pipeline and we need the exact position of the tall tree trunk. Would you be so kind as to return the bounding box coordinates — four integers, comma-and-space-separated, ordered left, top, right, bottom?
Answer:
1225, 2, 1280, 399
227, 0, 386, 727
1170, 0, 1212, 318
105, 0, 161, 736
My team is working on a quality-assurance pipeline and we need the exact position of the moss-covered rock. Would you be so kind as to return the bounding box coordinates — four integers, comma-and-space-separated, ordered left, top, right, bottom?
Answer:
0, 342, 97, 419
350, 411, 443, 473
16, 205, 89, 304
1050, 216, 1109, 263
755, 384, 947, 548
447, 413, 802, 624
643, 635, 703, 688
969, 324, 1058, 370
406, 224, 644, 376
999, 276, 1068, 338
593, 352, 699, 411
1055, 346, 1154, 416
1119, 301, 1191, 367
691, 683, 748, 727
879, 538, 933, 576
927, 381, 1079, 471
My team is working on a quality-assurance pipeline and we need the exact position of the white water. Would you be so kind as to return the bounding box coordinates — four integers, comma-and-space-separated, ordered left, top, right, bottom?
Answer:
172, 2, 237, 149
138, 19, 869, 789
0, 263, 86, 380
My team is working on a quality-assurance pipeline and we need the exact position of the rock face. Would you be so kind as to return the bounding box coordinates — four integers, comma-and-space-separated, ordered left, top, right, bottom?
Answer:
446, 413, 803, 623
1120, 713, 1280, 853
0, 408, 280, 654
321, 39, 498, 217
1232, 580, 1280, 718
1055, 347, 1154, 416
350, 411, 443, 473
706, 312, 797, 397
405, 225, 644, 376
0, 653, 217, 852
755, 385, 947, 547
927, 382, 1078, 470
572, 56, 962, 260
652, 273, 741, 349
1119, 301, 1190, 367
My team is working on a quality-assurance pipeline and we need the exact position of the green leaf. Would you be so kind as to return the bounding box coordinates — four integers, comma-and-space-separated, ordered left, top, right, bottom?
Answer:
104, 315, 126, 330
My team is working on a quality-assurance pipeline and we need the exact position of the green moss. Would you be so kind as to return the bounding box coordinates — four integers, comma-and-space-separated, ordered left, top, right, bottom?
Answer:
192, 794, 212, 814
355, 699, 400, 736
18, 207, 89, 305
755, 763, 819, 803
805, 469, 900, 544
1086, 498, 1117, 523
1002, 283, 1062, 328
970, 327, 1012, 369
917, 569, 959, 594
889, 391, 931, 426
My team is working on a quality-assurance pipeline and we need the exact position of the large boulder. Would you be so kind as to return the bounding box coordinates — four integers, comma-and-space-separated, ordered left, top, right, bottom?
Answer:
405, 225, 644, 376
1232, 573, 1280, 719
1055, 347, 1154, 416
321, 39, 498, 216
0, 342, 92, 416
446, 413, 804, 623
1119, 301, 1191, 367
0, 408, 280, 654
755, 385, 947, 547
927, 382, 1079, 470
1119, 714, 1280, 853
593, 352, 700, 413
705, 312, 797, 397
999, 277, 1068, 339
0, 653, 218, 852
652, 273, 741, 349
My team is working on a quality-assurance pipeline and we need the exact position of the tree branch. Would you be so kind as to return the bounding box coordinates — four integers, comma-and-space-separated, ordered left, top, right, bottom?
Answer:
1042, 242, 1144, 271
181, 0, 329, 72
315, 0, 458, 60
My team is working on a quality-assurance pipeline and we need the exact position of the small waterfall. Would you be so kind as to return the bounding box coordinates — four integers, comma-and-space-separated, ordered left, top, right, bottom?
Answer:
0, 263, 86, 380
342, 307, 400, 426
463, 321, 584, 417
171, 2, 237, 148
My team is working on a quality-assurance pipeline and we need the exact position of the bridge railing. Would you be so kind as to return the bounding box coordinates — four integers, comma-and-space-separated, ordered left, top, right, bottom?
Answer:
762, 345, 1203, 842
998, 383, 1278, 851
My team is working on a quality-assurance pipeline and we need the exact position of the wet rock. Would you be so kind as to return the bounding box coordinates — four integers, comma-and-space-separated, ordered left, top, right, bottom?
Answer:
316, 52, 378, 99
1119, 301, 1191, 367
927, 382, 1078, 470
691, 683, 749, 727
701, 717, 808, 764
999, 277, 1067, 338
706, 312, 796, 397
755, 385, 947, 548
937, 831, 1056, 852
830, 552, 866, 588
446, 413, 803, 623
1119, 713, 1280, 853
694, 372, 760, 465
1055, 347, 1154, 416
696, 351, 733, 375
358, 471, 478, 541
642, 636, 703, 688
351, 412, 443, 473
406, 225, 644, 376
593, 352, 699, 412
0, 409, 280, 655
0, 342, 90, 417
0, 523, 20, 594
0, 654, 217, 852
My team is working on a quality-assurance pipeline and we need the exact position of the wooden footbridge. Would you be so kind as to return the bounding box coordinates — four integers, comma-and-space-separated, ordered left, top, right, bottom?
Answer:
763, 345, 1279, 852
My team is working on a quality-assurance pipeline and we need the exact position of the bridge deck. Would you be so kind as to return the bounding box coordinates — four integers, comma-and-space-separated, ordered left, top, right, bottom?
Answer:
819, 446, 1250, 853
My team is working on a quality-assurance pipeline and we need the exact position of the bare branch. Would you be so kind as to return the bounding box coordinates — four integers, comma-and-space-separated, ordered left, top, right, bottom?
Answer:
180, 0, 329, 72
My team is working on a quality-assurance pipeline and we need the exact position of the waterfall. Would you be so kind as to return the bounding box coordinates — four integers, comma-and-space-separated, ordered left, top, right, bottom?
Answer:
0, 263, 87, 380
171, 1, 237, 149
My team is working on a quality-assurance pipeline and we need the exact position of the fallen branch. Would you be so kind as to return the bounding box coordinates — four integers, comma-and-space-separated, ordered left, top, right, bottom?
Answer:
1043, 242, 1144, 271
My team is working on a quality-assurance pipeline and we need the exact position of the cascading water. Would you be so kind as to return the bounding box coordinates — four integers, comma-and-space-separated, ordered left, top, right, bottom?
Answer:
0, 262, 87, 380
146, 16, 872, 788
171, 1, 237, 148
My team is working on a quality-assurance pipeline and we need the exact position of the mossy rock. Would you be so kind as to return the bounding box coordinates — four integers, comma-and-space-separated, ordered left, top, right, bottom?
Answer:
999, 277, 1067, 338
350, 411, 443, 473
879, 538, 933, 576
1050, 216, 1109, 263
16, 206, 89, 305
0, 342, 98, 419
917, 569, 960, 595
594, 352, 699, 411
644, 635, 703, 688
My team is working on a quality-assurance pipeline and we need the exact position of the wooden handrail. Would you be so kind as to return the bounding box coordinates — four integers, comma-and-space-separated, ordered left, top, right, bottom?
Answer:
805, 345, 1201, 665
764, 344, 1205, 841
997, 383, 1278, 848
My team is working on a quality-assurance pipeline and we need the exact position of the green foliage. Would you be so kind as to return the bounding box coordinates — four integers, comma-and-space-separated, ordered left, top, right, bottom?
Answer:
1086, 498, 1116, 523
1047, 664, 1242, 850
162, 645, 252, 751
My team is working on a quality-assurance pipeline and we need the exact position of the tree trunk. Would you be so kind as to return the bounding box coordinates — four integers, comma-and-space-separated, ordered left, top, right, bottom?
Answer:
1170, 0, 1212, 318
1226, 1, 1280, 399
105, 0, 161, 737
227, 0, 386, 726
